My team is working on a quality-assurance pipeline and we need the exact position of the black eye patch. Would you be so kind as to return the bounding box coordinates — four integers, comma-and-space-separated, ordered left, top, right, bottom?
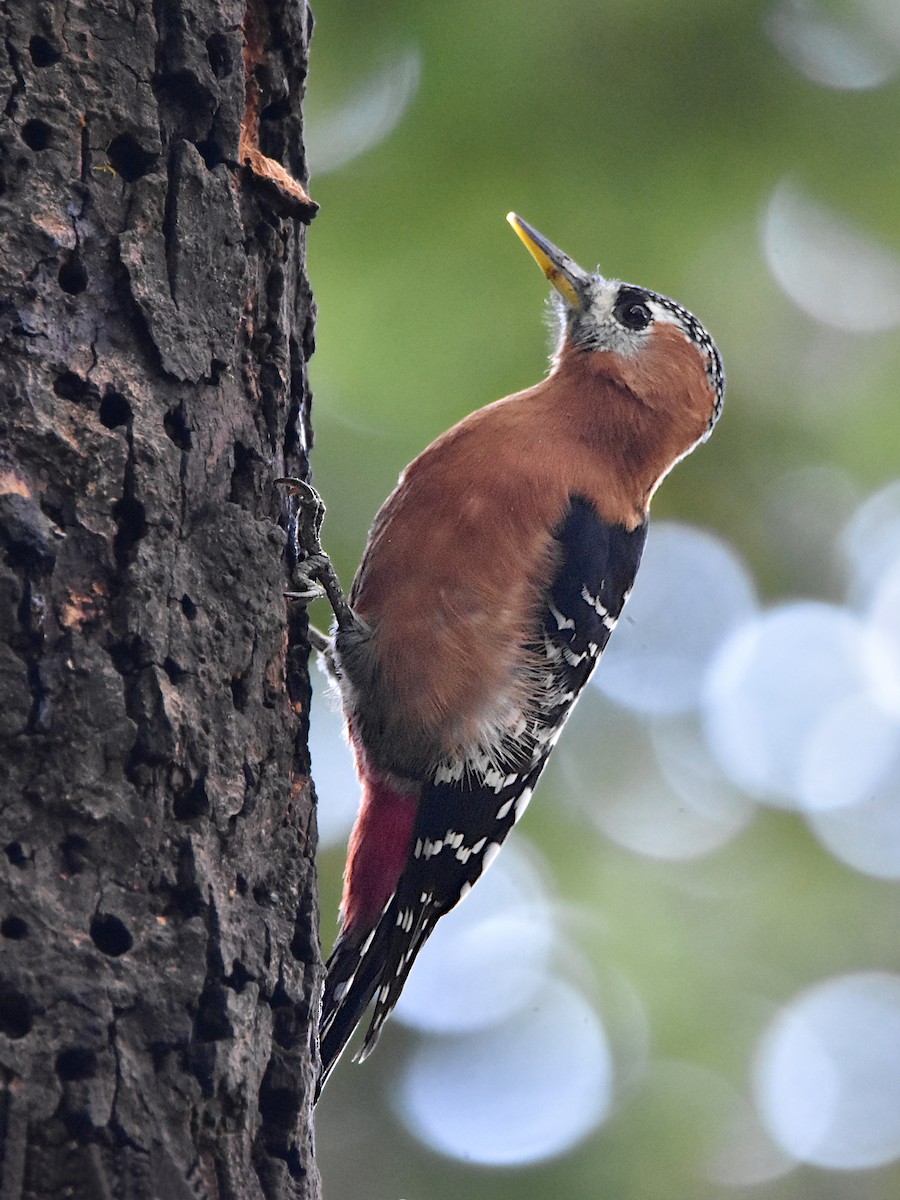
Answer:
613, 287, 652, 331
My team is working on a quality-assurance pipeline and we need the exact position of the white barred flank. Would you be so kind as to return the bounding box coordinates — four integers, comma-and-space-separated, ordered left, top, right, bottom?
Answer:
549, 603, 576, 631
454, 839, 484, 864
495, 795, 515, 820
515, 787, 534, 818
561, 643, 590, 667
481, 842, 502, 872
581, 584, 618, 631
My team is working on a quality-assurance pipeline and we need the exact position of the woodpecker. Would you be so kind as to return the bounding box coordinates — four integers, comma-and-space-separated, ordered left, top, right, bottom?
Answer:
285, 213, 725, 1096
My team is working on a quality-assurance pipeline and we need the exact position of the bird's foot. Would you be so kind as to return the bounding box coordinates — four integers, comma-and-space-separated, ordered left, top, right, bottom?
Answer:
276, 477, 357, 636
277, 477, 325, 550
284, 553, 330, 603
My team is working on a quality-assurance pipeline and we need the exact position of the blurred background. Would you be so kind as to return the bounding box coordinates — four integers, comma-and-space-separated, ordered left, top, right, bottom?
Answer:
300, 1, 900, 1196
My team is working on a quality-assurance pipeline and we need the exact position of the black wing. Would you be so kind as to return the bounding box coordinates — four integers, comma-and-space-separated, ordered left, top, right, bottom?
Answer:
318, 496, 647, 1087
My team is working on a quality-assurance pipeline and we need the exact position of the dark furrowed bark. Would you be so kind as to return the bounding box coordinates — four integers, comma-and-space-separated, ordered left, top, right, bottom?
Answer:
0, 0, 321, 1195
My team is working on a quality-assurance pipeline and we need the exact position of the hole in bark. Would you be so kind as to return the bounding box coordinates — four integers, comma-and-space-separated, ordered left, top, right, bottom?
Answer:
229, 441, 258, 506
0, 988, 33, 1038
54, 370, 99, 405
53, 371, 80, 399
196, 139, 224, 170
164, 404, 192, 450
162, 656, 188, 683
1, 916, 28, 939
60, 833, 89, 875
29, 36, 61, 67
180, 593, 197, 621
112, 491, 147, 566
99, 389, 131, 428
260, 98, 290, 123
281, 1148, 305, 1180
89, 913, 132, 957
235, 874, 248, 896
268, 977, 292, 1010
230, 673, 248, 712
225, 959, 253, 993
206, 33, 232, 78
173, 775, 209, 821
257, 1064, 307, 1179
258, 1076, 301, 1127
169, 883, 205, 920
61, 1108, 95, 1140
56, 1047, 98, 1081
153, 70, 214, 131
106, 133, 158, 182
289, 919, 314, 964
252, 883, 274, 906
5, 842, 27, 867
154, 69, 213, 116
58, 252, 88, 295
109, 636, 152, 675
22, 119, 51, 151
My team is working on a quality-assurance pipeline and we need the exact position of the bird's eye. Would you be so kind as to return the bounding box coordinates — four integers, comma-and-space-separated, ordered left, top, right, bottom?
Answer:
614, 295, 652, 331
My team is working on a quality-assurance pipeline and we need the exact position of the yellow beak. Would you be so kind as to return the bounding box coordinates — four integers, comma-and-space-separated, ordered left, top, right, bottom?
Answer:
507, 212, 590, 310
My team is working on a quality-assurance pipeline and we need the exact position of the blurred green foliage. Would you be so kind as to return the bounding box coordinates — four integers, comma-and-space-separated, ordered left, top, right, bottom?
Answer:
303, 1, 900, 1196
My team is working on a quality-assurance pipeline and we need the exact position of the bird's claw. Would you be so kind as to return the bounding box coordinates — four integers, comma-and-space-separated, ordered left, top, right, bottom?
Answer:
276, 476, 358, 636
276, 476, 325, 546
284, 584, 326, 603
285, 552, 331, 603
277, 477, 329, 598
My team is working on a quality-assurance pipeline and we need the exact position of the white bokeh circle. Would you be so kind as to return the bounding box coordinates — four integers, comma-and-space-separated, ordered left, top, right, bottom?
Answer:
393, 843, 555, 1034
394, 979, 614, 1166
596, 523, 756, 716
754, 972, 900, 1169
702, 603, 874, 807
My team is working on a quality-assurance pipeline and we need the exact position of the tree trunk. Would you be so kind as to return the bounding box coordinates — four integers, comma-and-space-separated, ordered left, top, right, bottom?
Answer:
0, 0, 321, 1195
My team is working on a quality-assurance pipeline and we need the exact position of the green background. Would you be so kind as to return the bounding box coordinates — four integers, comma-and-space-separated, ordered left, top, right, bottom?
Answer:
302, 1, 900, 1196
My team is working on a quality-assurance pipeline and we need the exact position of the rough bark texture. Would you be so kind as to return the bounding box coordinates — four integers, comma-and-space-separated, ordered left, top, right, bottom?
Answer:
0, 0, 321, 1196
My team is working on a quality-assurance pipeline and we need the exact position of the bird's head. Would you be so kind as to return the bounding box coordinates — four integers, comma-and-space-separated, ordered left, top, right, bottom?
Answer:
507, 212, 725, 455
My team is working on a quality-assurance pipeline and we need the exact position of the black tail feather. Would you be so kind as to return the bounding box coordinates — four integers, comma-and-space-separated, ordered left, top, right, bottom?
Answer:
359, 901, 439, 1060
316, 891, 445, 1098
317, 916, 392, 1097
